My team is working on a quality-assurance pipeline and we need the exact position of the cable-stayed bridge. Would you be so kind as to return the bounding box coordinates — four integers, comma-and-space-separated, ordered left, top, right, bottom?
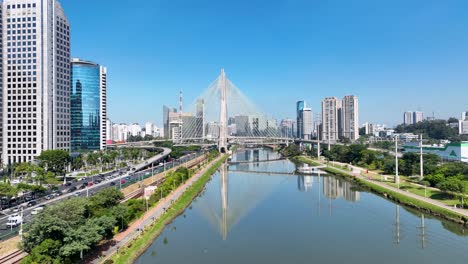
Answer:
167, 69, 294, 151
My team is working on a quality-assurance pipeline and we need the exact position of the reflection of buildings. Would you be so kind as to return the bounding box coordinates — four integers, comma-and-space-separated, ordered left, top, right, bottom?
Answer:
297, 176, 313, 192
322, 177, 360, 202
71, 58, 107, 151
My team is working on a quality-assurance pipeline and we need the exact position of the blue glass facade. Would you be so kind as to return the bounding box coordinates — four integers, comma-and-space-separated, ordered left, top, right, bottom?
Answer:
71, 61, 101, 151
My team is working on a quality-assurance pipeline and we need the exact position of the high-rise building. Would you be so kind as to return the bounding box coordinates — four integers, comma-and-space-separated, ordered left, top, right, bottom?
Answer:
302, 107, 313, 140
404, 111, 424, 125
70, 59, 107, 152
322, 97, 340, 142
404, 111, 413, 125
106, 118, 113, 142
279, 119, 295, 138
413, 111, 424, 123
163, 105, 176, 139
461, 111, 467, 121
341, 95, 359, 141
195, 99, 204, 139
2, 0, 71, 165
296, 101, 305, 138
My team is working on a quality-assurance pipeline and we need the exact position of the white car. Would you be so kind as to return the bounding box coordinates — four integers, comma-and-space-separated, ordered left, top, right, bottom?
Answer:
6, 215, 22, 228
31, 207, 44, 215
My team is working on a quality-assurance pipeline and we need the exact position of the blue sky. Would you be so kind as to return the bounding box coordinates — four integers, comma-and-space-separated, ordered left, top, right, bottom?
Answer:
62, 0, 468, 127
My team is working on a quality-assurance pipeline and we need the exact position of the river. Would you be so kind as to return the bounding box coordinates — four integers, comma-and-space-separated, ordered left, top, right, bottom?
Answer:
136, 148, 468, 264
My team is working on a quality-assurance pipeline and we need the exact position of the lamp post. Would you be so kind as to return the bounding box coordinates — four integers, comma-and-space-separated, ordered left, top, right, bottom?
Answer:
394, 135, 399, 187
420, 134, 424, 180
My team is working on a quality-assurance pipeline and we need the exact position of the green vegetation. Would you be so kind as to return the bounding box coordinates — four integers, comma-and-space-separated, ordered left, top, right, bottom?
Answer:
298, 157, 468, 225
395, 119, 468, 143
321, 144, 468, 198
21, 188, 125, 263
154, 141, 201, 159
279, 144, 302, 157
111, 153, 227, 264
293, 156, 321, 166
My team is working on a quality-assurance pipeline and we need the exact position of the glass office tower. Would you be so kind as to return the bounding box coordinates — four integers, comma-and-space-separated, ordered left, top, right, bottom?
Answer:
71, 59, 107, 151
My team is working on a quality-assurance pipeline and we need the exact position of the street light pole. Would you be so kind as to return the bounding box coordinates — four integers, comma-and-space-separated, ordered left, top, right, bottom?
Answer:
420, 134, 424, 180
395, 135, 399, 187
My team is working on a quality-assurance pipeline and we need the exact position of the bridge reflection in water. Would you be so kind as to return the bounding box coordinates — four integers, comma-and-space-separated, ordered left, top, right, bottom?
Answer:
197, 148, 363, 240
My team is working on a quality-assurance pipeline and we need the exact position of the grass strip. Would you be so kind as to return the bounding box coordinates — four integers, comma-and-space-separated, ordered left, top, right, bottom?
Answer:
293, 156, 321, 166
110, 155, 228, 264
301, 157, 468, 226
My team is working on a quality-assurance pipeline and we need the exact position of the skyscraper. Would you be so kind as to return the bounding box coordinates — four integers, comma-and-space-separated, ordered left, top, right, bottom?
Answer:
322, 97, 340, 143
404, 111, 413, 125
70, 58, 107, 151
413, 111, 424, 123
302, 107, 313, 140
2, 0, 71, 165
296, 101, 304, 138
341, 95, 359, 141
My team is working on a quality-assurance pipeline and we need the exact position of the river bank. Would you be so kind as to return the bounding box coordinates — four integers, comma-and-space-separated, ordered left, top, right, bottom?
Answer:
107, 154, 228, 264
297, 156, 468, 226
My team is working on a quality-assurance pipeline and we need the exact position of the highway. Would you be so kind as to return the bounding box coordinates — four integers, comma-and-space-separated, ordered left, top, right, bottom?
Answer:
0, 148, 203, 240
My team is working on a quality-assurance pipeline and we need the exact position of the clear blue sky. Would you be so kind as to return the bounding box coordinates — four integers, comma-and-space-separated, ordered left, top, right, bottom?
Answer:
62, 0, 468, 127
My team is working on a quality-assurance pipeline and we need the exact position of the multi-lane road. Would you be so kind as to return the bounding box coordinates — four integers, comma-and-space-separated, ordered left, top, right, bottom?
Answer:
0, 148, 204, 240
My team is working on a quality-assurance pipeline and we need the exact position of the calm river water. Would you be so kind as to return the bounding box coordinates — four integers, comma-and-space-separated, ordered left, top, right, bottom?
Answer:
136, 149, 468, 264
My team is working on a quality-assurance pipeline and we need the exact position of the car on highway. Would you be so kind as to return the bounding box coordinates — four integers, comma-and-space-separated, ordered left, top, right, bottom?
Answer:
110, 182, 116, 186
73, 192, 81, 197
120, 179, 126, 184
31, 207, 44, 215
27, 201, 37, 207
68, 186, 77, 193
87, 182, 94, 187
45, 195, 53, 200
6, 216, 22, 228
65, 182, 72, 186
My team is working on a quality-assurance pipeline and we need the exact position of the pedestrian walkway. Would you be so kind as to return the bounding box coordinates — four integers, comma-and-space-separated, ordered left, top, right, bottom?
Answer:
94, 155, 225, 263
303, 156, 468, 218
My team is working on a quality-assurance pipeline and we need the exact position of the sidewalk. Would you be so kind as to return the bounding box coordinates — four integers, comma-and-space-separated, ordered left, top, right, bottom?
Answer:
93, 155, 225, 263
304, 156, 468, 218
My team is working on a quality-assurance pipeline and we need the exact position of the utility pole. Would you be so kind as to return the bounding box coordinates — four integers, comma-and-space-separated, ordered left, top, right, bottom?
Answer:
395, 205, 400, 245
420, 134, 424, 180
420, 214, 426, 249
395, 135, 399, 186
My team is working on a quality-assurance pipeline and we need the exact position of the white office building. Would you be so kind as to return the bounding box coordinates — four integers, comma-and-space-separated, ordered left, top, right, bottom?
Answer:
302, 107, 313, 140
2, 0, 71, 165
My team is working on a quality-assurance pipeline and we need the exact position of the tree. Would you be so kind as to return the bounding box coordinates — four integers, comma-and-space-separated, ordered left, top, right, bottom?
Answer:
22, 239, 64, 264
37, 150, 71, 176
437, 178, 465, 194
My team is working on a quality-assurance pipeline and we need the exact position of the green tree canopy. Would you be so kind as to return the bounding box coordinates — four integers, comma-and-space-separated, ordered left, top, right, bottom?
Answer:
37, 150, 71, 175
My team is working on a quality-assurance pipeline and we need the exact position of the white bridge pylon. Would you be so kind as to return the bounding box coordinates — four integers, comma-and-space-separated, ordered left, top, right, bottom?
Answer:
182, 69, 293, 148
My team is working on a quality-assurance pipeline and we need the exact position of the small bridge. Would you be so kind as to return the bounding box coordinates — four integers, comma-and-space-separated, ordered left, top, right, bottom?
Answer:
228, 157, 286, 165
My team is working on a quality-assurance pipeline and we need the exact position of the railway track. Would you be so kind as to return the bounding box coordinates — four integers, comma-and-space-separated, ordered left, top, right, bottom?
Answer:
0, 249, 27, 264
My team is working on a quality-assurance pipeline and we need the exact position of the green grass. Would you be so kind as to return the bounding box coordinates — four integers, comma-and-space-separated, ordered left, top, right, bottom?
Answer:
110, 155, 228, 264
294, 156, 321, 166
300, 156, 468, 225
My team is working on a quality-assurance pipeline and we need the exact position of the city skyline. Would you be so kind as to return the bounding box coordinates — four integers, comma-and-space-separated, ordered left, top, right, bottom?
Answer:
61, 0, 468, 126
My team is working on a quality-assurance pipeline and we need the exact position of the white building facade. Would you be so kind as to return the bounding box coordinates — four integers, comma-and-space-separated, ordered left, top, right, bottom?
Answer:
2, 0, 71, 165
322, 97, 340, 142
341, 95, 359, 141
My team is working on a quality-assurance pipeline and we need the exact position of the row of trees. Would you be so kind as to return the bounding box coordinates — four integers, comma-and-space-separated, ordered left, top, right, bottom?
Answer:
22, 150, 220, 263
321, 144, 468, 194
22, 188, 125, 263
395, 119, 468, 142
